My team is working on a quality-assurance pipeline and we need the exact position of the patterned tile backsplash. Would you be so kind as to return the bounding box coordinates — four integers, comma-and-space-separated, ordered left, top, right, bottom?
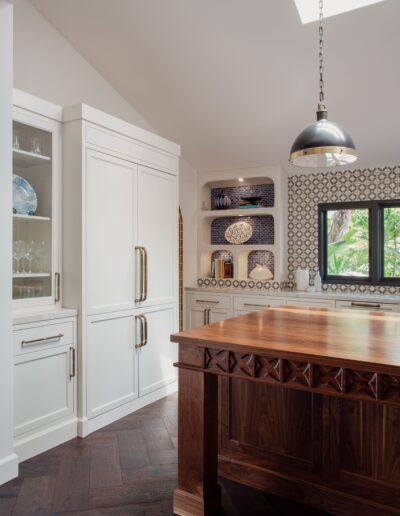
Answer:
211, 216, 274, 245
211, 184, 274, 209
287, 165, 400, 294
247, 250, 274, 278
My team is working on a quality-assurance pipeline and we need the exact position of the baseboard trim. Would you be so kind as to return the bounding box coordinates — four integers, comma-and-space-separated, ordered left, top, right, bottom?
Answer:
14, 418, 78, 463
0, 453, 18, 486
84, 381, 178, 436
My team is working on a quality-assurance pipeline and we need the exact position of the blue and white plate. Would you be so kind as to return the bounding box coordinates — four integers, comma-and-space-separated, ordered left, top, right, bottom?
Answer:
13, 174, 37, 215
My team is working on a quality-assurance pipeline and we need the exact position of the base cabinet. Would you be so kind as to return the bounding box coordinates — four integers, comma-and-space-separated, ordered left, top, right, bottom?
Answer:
187, 306, 231, 329
13, 315, 77, 462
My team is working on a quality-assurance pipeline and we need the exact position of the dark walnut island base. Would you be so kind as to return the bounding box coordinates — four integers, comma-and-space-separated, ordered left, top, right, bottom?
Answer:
171, 306, 400, 516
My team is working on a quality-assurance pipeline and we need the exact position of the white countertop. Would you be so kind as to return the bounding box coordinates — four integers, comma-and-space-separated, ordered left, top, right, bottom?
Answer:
185, 286, 400, 304
13, 307, 78, 326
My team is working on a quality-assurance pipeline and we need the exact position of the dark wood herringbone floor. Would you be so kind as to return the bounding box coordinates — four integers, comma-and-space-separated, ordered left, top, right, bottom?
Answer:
0, 393, 328, 515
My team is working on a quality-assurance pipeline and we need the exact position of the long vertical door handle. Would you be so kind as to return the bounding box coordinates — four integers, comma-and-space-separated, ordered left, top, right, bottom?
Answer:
69, 347, 76, 379
203, 308, 207, 325
142, 247, 148, 302
135, 315, 145, 348
207, 308, 211, 324
135, 247, 144, 302
55, 272, 61, 303
142, 315, 148, 346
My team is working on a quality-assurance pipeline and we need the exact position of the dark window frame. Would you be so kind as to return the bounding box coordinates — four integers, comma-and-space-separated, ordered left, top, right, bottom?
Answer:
318, 200, 400, 286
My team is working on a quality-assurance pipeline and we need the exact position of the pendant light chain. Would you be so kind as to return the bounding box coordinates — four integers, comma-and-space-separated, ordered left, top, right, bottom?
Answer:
318, 0, 325, 109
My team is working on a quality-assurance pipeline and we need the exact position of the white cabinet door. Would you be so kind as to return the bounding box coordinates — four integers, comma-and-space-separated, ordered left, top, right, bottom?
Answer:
187, 307, 209, 329
286, 298, 334, 308
136, 166, 177, 307
86, 150, 137, 314
87, 311, 137, 419
137, 304, 177, 397
209, 309, 231, 324
14, 345, 74, 437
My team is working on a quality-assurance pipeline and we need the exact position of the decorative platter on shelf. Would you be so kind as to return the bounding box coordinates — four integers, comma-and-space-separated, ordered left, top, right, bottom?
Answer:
13, 174, 37, 215
225, 221, 253, 244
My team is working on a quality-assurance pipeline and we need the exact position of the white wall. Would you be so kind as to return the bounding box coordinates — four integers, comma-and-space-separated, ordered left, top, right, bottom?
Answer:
13, 0, 199, 288
0, 0, 18, 485
180, 159, 198, 287
13, 0, 153, 132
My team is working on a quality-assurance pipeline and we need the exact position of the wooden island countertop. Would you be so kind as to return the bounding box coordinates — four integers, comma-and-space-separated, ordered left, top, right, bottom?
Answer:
172, 306, 400, 516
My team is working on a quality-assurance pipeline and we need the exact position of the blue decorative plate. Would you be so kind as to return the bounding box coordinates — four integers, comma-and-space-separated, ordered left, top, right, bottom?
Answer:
13, 174, 37, 215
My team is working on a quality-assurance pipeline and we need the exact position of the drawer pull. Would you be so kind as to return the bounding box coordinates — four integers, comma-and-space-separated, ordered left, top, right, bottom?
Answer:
244, 303, 271, 308
196, 299, 219, 304
350, 302, 381, 309
21, 333, 64, 347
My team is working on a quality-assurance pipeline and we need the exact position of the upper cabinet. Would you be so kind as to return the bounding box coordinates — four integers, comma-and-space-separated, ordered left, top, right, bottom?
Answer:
12, 92, 62, 309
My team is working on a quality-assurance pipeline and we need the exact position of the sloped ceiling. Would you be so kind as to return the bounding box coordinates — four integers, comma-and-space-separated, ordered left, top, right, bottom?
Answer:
30, 0, 399, 172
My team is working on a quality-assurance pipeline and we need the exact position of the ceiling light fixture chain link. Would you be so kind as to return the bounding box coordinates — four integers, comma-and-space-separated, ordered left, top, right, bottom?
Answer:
318, 0, 325, 108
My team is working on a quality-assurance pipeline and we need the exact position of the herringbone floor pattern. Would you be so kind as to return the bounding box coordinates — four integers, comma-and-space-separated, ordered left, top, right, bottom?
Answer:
0, 393, 327, 515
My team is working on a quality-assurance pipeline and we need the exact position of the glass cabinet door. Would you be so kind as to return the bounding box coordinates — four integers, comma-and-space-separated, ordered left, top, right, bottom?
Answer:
12, 117, 58, 305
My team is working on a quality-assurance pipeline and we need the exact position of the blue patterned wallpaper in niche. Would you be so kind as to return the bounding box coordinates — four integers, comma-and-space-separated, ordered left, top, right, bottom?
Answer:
247, 250, 274, 277
211, 250, 233, 262
211, 184, 274, 209
211, 216, 274, 245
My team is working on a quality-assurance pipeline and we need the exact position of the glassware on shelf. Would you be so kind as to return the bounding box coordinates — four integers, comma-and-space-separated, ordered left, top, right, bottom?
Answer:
13, 131, 21, 150
13, 240, 26, 273
35, 240, 45, 272
30, 136, 41, 155
25, 241, 35, 273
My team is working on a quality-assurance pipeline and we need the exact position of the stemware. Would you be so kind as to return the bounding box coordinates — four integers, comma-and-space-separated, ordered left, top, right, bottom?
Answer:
25, 241, 35, 274
30, 136, 41, 155
14, 240, 26, 273
35, 240, 45, 273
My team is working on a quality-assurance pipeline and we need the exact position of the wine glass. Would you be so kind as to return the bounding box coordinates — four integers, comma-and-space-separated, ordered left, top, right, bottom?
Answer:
25, 241, 35, 274
14, 240, 25, 274
35, 240, 45, 273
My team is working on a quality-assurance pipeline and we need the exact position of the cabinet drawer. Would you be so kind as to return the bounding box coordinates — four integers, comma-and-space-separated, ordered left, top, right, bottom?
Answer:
335, 300, 398, 312
286, 298, 334, 308
187, 292, 231, 310
14, 321, 74, 355
233, 296, 284, 312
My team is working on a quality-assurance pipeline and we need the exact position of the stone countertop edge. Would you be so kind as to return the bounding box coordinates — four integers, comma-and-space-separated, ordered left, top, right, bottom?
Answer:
13, 307, 78, 326
185, 286, 400, 304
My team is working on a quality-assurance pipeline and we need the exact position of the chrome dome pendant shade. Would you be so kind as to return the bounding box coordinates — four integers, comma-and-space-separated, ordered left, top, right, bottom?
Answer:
289, 108, 357, 167
289, 0, 357, 168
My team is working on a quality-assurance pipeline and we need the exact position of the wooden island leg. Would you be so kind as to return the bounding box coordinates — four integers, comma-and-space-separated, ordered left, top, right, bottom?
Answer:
173, 367, 221, 516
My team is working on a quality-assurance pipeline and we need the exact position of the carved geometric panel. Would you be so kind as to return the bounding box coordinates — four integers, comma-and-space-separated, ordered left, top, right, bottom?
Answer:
204, 348, 231, 373
255, 356, 283, 383
230, 353, 257, 377
283, 361, 313, 387
347, 370, 381, 400
314, 365, 346, 393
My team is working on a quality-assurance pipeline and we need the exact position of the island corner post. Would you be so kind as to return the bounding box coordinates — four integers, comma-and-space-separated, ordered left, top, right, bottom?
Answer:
171, 306, 400, 516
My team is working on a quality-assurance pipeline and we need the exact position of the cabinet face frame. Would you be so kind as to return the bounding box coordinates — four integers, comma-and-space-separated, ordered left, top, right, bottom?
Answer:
12, 107, 62, 309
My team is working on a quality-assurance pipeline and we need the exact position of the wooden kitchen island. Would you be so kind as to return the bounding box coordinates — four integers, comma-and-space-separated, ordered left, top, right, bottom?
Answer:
171, 306, 400, 516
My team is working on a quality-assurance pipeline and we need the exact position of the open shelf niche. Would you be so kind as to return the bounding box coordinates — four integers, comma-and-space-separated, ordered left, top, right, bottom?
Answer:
197, 166, 285, 283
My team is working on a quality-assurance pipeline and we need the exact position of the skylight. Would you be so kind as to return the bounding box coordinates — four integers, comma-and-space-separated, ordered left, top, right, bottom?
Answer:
294, 0, 386, 24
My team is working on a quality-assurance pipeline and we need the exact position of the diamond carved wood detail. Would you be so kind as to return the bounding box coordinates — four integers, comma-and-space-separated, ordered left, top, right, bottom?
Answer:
198, 348, 400, 406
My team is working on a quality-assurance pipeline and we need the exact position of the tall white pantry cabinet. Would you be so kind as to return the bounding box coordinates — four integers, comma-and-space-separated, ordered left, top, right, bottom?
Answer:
62, 105, 180, 436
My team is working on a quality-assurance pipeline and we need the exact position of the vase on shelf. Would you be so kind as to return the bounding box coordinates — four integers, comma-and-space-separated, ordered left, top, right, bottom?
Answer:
214, 190, 231, 210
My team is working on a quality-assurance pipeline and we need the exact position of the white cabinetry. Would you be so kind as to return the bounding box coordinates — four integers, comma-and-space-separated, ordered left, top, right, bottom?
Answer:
335, 300, 398, 312
186, 292, 232, 329
63, 104, 180, 435
286, 297, 334, 308
13, 314, 77, 462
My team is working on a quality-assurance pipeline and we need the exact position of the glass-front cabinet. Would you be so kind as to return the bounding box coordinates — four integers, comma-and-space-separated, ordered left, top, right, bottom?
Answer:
12, 104, 61, 308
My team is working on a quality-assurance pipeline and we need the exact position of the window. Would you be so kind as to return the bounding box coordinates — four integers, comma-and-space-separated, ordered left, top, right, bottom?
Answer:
319, 200, 400, 285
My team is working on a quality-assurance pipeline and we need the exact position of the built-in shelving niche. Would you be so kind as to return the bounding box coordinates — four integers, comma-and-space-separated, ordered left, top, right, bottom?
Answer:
211, 215, 274, 245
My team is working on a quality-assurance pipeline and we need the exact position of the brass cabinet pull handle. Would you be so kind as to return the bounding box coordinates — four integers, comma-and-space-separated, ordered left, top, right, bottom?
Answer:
244, 303, 271, 308
69, 347, 76, 378
142, 314, 148, 346
55, 272, 61, 303
135, 247, 145, 302
135, 315, 144, 348
350, 302, 381, 309
207, 308, 211, 324
196, 299, 219, 304
203, 308, 207, 325
21, 333, 64, 347
142, 247, 148, 302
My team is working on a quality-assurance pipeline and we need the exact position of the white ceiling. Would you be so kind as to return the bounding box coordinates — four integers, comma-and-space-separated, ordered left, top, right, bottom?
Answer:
30, 0, 400, 172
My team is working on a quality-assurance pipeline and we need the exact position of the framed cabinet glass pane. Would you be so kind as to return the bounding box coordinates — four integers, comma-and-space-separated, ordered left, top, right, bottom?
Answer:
12, 120, 53, 302
383, 206, 400, 279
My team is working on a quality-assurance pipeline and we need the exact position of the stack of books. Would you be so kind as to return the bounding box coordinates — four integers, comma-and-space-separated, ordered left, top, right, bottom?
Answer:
239, 196, 262, 209
239, 203, 261, 209
211, 259, 233, 279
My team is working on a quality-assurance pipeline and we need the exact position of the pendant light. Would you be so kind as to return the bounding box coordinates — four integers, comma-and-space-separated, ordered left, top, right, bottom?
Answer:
289, 0, 357, 167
